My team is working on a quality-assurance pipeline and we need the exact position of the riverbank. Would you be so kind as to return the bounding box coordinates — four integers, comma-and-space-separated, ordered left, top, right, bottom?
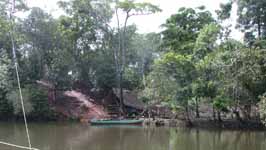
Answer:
1, 117, 266, 130
190, 119, 266, 130
143, 118, 266, 130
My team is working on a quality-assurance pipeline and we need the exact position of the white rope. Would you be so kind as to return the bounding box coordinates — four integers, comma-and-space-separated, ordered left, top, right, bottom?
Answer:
13, 59, 33, 150
0, 0, 36, 150
0, 141, 39, 150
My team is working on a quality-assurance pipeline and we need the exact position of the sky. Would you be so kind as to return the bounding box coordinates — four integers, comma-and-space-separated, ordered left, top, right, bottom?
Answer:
25, 0, 243, 41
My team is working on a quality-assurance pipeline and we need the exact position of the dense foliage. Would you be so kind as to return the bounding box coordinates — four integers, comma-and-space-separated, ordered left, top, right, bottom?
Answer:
1, 0, 266, 123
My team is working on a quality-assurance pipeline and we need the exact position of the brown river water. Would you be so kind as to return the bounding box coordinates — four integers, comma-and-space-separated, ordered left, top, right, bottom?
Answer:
0, 122, 265, 150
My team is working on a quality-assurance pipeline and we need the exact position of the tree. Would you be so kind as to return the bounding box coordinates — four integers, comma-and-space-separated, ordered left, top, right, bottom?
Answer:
194, 54, 220, 120
213, 94, 230, 121
216, 1, 233, 21
143, 64, 179, 105
158, 7, 218, 120
0, 49, 11, 92
161, 6, 214, 55
133, 33, 161, 87
114, 0, 161, 114
192, 23, 221, 118
217, 0, 266, 41
0, 12, 11, 51
0, 0, 29, 120
207, 38, 266, 121
155, 53, 196, 121
236, 0, 266, 39
227, 48, 266, 120
57, 0, 114, 88
193, 23, 221, 61
0, 49, 13, 119
20, 7, 60, 82
0, 0, 27, 18
259, 93, 266, 125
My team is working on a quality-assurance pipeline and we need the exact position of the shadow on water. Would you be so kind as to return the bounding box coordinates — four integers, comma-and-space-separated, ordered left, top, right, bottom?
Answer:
0, 122, 265, 150
169, 128, 266, 150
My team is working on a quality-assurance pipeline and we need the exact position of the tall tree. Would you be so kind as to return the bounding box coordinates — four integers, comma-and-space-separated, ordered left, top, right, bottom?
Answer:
56, 0, 114, 88
155, 53, 196, 121
114, 0, 161, 114
217, 0, 266, 42
161, 6, 214, 55
236, 0, 266, 39
21, 7, 59, 82
157, 7, 217, 120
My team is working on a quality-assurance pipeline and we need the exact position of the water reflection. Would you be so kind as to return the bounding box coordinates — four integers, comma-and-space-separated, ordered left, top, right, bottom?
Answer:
169, 128, 266, 150
0, 122, 265, 150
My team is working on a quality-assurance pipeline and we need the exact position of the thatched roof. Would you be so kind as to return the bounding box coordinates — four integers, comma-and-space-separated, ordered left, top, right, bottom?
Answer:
113, 89, 144, 110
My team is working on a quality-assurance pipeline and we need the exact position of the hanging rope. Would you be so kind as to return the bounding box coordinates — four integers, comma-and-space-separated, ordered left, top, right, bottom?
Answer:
0, 0, 39, 150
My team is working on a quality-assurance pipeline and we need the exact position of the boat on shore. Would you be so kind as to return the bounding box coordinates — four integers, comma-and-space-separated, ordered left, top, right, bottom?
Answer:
90, 119, 143, 125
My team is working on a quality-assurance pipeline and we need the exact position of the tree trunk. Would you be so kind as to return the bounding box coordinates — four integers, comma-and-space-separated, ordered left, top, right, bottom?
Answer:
119, 71, 124, 116
118, 12, 130, 117
212, 105, 216, 121
233, 106, 242, 122
195, 97, 200, 118
243, 104, 251, 121
185, 105, 192, 126
258, 16, 262, 39
217, 110, 222, 122
115, 7, 124, 117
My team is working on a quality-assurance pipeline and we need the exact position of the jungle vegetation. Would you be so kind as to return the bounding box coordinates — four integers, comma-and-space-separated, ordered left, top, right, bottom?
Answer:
0, 0, 266, 124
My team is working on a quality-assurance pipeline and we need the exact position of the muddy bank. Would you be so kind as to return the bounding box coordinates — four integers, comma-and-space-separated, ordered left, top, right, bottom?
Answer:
190, 119, 266, 130
143, 118, 266, 130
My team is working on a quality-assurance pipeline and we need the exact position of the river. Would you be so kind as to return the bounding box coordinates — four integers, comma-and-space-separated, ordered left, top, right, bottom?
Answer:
0, 122, 265, 150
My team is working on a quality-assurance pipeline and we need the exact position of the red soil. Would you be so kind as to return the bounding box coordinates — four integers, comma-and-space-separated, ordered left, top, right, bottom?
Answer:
37, 80, 108, 122
62, 90, 108, 121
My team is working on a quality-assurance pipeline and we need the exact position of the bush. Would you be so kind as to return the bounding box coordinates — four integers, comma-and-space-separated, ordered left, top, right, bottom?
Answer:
0, 91, 14, 120
7, 88, 33, 116
7, 84, 57, 121
213, 95, 230, 112
259, 94, 266, 125
123, 68, 142, 90
29, 85, 57, 121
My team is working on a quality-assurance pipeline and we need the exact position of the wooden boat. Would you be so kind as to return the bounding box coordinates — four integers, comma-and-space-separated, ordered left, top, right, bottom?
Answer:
90, 119, 143, 125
